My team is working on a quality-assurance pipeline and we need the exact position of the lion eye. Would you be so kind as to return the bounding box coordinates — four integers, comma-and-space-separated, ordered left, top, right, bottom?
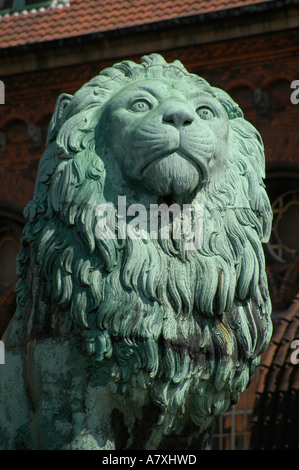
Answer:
197, 106, 215, 120
129, 99, 151, 113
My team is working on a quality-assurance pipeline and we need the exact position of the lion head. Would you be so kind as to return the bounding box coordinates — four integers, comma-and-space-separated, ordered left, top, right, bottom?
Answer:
16, 54, 272, 449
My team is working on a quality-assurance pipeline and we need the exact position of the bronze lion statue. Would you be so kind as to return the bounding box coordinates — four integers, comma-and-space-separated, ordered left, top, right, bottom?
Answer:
0, 54, 272, 450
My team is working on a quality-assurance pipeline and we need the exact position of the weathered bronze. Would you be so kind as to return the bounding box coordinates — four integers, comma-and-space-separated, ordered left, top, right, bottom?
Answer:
0, 54, 272, 450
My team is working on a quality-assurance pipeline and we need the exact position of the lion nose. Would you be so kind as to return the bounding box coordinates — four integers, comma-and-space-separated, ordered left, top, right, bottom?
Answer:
163, 103, 194, 129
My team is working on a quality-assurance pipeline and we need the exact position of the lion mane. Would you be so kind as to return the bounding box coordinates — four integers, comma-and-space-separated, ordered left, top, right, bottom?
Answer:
15, 54, 272, 449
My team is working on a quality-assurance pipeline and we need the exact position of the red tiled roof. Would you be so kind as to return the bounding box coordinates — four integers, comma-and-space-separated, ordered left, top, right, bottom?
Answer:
0, 0, 273, 49
250, 293, 299, 449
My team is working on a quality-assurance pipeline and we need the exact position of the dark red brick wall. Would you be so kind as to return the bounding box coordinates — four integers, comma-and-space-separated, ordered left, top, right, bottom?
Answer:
1, 29, 299, 211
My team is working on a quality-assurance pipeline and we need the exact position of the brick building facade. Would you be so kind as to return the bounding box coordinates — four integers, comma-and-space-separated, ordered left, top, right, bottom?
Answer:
0, 0, 298, 449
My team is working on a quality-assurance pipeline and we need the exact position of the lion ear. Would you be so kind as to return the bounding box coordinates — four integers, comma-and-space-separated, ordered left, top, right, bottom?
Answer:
47, 93, 73, 145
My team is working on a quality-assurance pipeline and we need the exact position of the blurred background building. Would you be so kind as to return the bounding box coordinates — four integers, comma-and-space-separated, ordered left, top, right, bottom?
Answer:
0, 0, 298, 449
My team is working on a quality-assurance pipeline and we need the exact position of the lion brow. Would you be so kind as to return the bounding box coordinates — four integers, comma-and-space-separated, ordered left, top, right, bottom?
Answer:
185, 91, 215, 101
134, 84, 165, 99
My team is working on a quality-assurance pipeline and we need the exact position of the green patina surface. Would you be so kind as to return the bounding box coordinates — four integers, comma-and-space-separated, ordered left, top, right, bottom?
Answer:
0, 54, 272, 450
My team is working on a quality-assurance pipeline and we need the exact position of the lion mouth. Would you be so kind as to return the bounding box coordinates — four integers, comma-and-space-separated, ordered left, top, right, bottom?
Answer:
141, 150, 208, 185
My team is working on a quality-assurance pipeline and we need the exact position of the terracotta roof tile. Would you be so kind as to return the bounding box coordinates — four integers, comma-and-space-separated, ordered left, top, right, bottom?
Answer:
273, 340, 291, 368
284, 320, 299, 344
0, 0, 274, 49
